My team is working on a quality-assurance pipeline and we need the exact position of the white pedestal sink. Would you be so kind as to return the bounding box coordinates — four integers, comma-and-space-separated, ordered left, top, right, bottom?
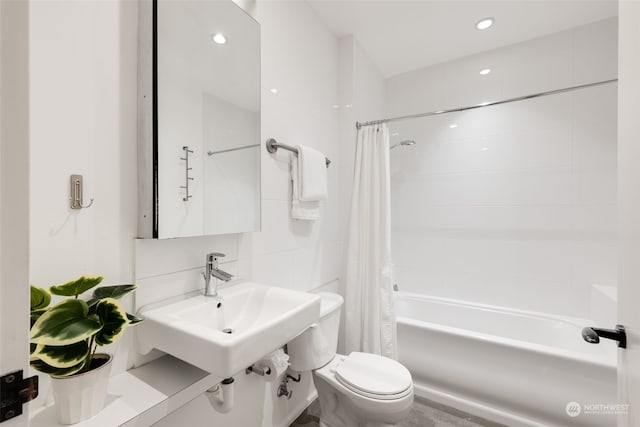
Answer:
137, 281, 321, 378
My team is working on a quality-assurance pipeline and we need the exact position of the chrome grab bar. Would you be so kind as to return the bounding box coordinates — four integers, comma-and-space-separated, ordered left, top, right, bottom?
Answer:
265, 138, 331, 167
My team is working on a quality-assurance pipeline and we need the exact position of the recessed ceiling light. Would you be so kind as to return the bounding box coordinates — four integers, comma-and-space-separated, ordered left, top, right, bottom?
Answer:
479, 68, 491, 75
269, 88, 279, 94
481, 147, 489, 151
476, 17, 494, 30
211, 33, 227, 44
331, 104, 340, 109
449, 124, 458, 129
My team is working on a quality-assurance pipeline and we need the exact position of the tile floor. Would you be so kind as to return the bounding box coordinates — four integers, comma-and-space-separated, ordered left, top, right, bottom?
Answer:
290, 397, 506, 427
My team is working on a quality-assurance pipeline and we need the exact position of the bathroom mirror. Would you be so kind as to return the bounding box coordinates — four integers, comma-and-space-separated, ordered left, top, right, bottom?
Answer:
138, 0, 261, 239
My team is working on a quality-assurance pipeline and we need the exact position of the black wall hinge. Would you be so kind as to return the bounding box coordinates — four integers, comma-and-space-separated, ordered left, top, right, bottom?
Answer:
0, 370, 38, 423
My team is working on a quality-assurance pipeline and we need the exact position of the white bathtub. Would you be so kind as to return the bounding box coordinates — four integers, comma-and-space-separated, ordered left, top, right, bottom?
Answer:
395, 292, 617, 427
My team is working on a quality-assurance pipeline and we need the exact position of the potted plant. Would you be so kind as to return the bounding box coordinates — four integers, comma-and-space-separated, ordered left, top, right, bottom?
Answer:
29, 276, 142, 424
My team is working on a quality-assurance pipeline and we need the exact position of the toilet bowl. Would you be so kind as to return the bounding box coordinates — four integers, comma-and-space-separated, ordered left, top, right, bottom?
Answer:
287, 293, 414, 427
313, 352, 413, 427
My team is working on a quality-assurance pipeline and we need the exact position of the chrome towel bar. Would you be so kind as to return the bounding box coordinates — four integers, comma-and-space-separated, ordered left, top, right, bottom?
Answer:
265, 138, 331, 167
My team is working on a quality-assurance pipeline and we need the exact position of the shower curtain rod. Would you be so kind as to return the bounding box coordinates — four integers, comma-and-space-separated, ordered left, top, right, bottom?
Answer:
355, 78, 618, 129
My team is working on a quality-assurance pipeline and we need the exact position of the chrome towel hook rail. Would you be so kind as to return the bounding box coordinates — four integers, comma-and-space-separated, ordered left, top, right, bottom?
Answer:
265, 138, 331, 167
180, 146, 194, 201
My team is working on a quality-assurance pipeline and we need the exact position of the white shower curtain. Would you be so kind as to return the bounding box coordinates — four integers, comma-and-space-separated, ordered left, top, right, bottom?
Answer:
345, 124, 397, 359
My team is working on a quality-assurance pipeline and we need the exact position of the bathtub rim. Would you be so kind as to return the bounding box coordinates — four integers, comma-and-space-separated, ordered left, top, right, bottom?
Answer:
394, 291, 617, 370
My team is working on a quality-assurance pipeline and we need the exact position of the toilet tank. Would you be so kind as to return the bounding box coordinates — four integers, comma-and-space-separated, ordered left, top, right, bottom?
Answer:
287, 292, 343, 372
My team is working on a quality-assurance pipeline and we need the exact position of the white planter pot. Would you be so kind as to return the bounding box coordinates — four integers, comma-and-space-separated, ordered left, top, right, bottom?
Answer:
50, 353, 113, 425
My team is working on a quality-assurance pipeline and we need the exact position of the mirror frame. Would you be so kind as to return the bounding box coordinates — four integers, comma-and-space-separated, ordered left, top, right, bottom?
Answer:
137, 0, 159, 238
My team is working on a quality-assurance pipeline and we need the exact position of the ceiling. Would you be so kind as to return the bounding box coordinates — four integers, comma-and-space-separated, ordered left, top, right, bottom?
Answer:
306, 0, 618, 78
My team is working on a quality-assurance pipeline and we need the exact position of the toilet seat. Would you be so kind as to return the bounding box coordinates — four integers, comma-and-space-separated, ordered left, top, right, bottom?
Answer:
334, 352, 412, 401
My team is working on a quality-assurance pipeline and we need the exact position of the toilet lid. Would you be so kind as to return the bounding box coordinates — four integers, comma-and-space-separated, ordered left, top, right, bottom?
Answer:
335, 352, 412, 399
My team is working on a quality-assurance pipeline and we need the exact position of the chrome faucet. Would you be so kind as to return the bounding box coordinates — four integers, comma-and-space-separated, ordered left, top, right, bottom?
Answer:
203, 252, 234, 297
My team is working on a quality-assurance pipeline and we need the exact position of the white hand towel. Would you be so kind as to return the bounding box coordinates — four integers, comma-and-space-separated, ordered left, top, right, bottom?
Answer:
295, 145, 328, 201
291, 155, 320, 220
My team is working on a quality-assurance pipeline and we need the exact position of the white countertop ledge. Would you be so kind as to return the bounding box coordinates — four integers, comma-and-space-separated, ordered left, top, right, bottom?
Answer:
30, 356, 219, 427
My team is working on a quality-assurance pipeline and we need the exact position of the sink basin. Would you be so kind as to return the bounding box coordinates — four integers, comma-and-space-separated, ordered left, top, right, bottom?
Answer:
137, 281, 321, 378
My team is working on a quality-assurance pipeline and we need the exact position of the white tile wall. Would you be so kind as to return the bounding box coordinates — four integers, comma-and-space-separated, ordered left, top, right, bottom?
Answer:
386, 18, 618, 319
29, 0, 138, 290
337, 35, 387, 283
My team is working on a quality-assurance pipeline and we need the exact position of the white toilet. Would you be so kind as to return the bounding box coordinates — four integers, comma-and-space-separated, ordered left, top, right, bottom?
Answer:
288, 292, 414, 427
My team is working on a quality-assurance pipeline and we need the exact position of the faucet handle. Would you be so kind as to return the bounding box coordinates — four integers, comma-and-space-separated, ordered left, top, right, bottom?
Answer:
207, 252, 226, 264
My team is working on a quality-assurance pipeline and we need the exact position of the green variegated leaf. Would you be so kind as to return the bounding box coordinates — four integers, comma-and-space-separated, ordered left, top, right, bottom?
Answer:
87, 284, 137, 309
30, 285, 51, 310
94, 298, 129, 346
126, 312, 143, 325
30, 308, 48, 328
31, 342, 90, 368
92, 284, 137, 300
30, 299, 102, 345
30, 358, 85, 376
50, 276, 103, 297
